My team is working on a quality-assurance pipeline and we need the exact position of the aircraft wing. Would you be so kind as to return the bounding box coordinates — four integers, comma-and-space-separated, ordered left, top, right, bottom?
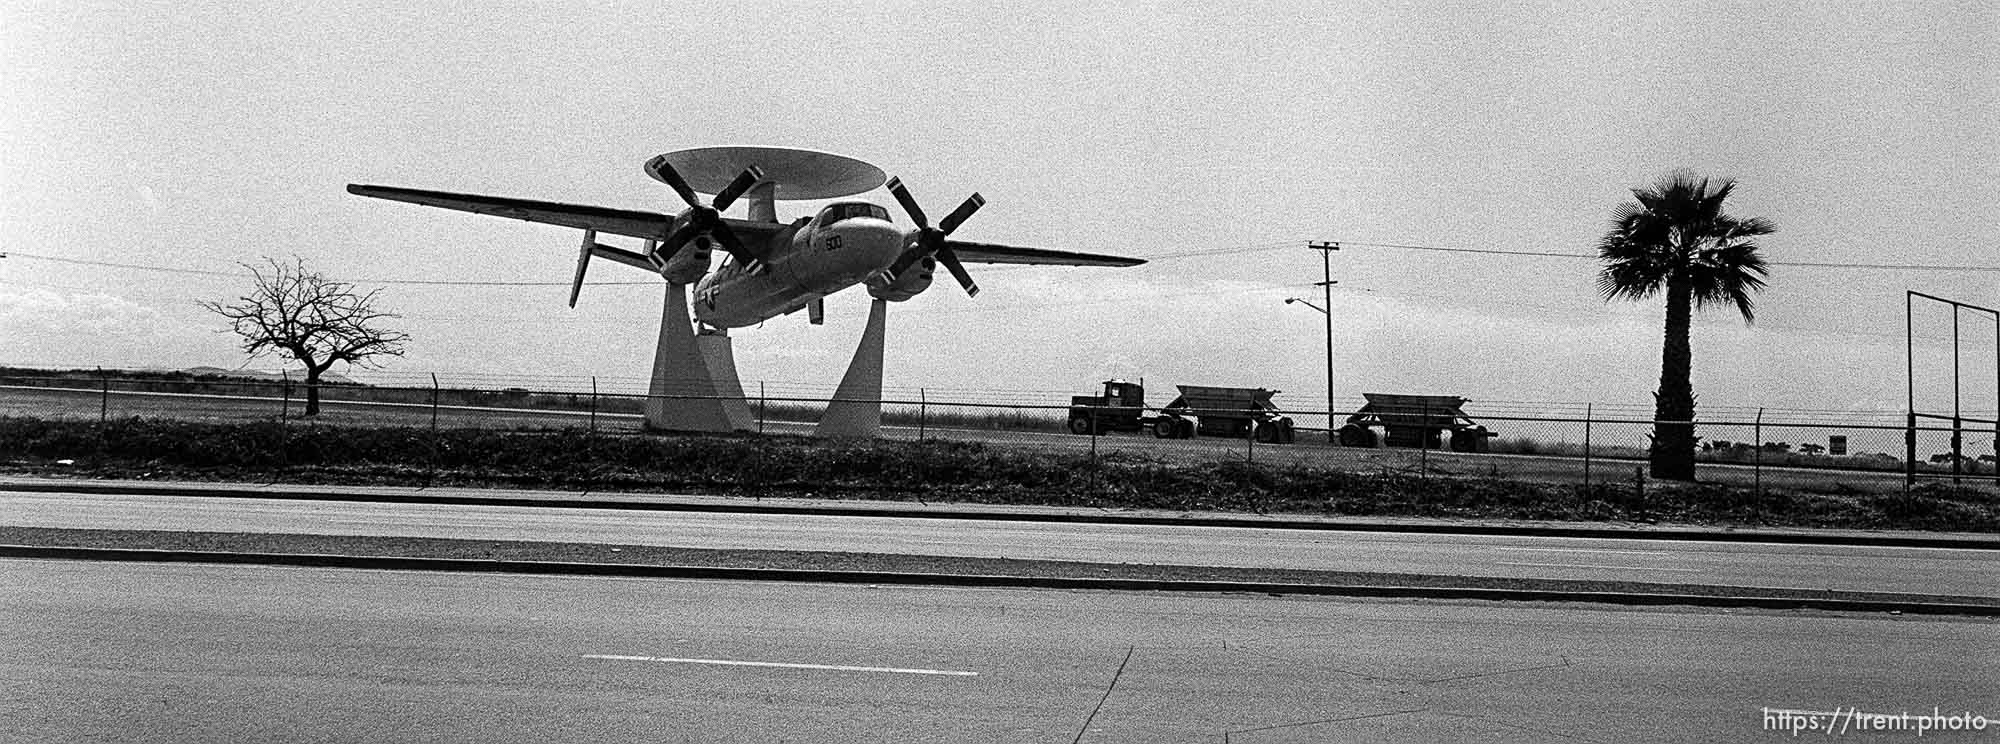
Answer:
945, 239, 1147, 268
345, 184, 789, 246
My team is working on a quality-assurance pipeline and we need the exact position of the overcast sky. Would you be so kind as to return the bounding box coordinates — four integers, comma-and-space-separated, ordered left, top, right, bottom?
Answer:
3, 1, 1995, 422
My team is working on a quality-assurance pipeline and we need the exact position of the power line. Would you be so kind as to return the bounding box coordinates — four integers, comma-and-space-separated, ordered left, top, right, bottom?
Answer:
7, 246, 1973, 340
1, 251, 651, 286
1141, 238, 1313, 261
9, 253, 240, 278
1325, 240, 2000, 272
12, 233, 1999, 290
1335, 241, 1590, 260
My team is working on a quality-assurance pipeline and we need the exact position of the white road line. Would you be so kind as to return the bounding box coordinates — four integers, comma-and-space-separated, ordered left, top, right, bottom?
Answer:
1499, 562, 1701, 572
1493, 547, 1672, 556
582, 654, 979, 676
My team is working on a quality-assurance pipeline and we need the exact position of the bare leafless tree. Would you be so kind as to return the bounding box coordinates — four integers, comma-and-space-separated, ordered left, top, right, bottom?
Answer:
201, 257, 409, 415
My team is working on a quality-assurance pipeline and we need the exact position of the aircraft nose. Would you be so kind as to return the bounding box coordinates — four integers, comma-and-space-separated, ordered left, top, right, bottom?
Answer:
836, 220, 905, 264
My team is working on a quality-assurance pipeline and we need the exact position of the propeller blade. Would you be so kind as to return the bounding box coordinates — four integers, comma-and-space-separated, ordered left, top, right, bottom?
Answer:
644, 155, 700, 208
936, 246, 979, 297
885, 244, 928, 281
710, 222, 759, 267
662, 222, 699, 254
884, 176, 929, 228
880, 176, 981, 297
711, 165, 765, 212
938, 193, 985, 235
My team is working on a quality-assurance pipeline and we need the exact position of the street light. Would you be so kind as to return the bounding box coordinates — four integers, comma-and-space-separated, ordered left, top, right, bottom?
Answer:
1284, 285, 1337, 442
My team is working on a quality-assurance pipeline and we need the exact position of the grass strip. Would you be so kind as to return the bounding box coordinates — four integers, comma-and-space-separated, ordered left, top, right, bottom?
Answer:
3, 416, 1996, 532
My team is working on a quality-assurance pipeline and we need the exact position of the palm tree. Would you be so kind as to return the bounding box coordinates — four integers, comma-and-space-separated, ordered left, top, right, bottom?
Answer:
1597, 172, 1775, 481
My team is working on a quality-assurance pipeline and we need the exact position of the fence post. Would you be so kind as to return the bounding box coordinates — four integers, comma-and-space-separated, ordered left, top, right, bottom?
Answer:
1089, 405, 1098, 459
1905, 411, 1917, 489
757, 381, 766, 434
1088, 405, 1099, 492
276, 369, 291, 470
428, 373, 441, 482
97, 366, 108, 424
919, 388, 928, 440
1951, 414, 1964, 485
1246, 407, 1255, 463
1754, 407, 1765, 502
1583, 403, 1593, 491
1419, 400, 1430, 478
588, 376, 598, 434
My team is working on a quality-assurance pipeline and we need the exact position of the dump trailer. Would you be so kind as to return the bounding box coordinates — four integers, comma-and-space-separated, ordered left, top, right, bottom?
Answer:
1338, 392, 1493, 452
1067, 380, 1295, 443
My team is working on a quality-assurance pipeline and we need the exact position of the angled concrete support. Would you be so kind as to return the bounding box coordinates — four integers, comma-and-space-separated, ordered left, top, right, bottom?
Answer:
816, 298, 888, 438
645, 283, 734, 432
695, 328, 755, 431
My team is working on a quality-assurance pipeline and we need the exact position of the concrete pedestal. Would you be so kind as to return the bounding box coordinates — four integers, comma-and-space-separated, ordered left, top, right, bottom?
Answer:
644, 283, 735, 432
816, 298, 888, 438
695, 328, 755, 431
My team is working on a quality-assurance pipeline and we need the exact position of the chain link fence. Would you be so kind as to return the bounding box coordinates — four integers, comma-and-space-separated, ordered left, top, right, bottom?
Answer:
3, 370, 1995, 495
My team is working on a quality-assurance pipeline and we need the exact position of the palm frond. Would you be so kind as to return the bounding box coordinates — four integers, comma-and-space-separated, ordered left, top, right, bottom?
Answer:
1686, 222, 1771, 322
1597, 172, 1774, 319
1598, 259, 1670, 302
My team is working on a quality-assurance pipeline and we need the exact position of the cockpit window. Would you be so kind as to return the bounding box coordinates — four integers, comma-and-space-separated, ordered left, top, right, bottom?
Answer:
818, 202, 891, 226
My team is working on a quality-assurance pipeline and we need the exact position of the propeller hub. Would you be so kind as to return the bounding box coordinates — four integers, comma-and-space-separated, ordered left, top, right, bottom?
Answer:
881, 176, 986, 298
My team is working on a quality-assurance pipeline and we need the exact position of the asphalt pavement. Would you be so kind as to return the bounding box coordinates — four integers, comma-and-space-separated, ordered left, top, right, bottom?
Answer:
6, 488, 1995, 598
7, 559, 1993, 743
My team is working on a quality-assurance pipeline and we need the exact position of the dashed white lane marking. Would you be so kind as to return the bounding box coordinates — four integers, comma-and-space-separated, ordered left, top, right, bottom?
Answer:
1499, 562, 1700, 572
1493, 547, 1672, 556
582, 654, 979, 676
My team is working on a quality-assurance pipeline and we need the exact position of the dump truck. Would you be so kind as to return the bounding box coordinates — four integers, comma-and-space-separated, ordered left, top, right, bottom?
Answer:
1337, 392, 1493, 452
1067, 380, 1296, 443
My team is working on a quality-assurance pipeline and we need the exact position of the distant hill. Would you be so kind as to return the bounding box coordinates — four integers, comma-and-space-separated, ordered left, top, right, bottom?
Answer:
0, 365, 360, 386
180, 367, 358, 385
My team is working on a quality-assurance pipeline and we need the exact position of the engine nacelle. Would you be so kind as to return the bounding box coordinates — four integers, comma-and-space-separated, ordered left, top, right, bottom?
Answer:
867, 254, 934, 301
652, 236, 712, 285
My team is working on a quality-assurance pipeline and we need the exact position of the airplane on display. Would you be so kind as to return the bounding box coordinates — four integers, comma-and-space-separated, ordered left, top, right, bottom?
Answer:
348, 146, 1144, 435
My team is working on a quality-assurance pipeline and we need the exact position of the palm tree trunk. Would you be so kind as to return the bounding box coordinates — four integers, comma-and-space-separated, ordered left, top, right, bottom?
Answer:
1652, 276, 1698, 480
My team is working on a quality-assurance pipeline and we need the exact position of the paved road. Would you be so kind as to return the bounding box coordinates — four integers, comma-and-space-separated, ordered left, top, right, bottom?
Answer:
5, 559, 1992, 743
6, 490, 1994, 596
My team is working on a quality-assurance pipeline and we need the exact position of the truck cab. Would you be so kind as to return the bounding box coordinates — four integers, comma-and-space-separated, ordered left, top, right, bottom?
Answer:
1067, 379, 1148, 434
1065, 379, 1295, 443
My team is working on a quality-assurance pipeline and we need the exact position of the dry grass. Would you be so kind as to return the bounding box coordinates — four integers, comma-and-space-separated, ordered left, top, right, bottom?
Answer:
3, 416, 1995, 532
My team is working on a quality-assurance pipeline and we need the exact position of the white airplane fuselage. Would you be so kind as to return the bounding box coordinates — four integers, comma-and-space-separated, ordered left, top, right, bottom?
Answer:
346, 164, 1143, 334
690, 203, 910, 328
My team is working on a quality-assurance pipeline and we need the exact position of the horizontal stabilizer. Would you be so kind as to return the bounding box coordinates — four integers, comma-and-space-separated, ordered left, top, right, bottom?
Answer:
569, 234, 663, 306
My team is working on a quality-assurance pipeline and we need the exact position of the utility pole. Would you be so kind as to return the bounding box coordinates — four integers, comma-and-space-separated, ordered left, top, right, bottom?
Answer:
1309, 240, 1340, 442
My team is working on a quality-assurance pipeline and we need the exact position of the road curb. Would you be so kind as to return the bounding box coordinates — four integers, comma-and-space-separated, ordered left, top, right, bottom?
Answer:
8, 480, 1996, 549
7, 545, 1995, 617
